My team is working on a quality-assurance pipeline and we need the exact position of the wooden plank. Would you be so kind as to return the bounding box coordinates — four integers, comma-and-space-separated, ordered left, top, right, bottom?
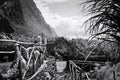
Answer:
22, 47, 35, 80
70, 61, 82, 70
15, 43, 22, 80
69, 60, 83, 80
72, 60, 105, 65
0, 39, 16, 42
74, 68, 76, 80
18, 41, 46, 46
69, 62, 72, 80
0, 51, 15, 53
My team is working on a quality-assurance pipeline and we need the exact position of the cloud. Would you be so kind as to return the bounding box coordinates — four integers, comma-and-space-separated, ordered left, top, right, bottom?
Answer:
34, 0, 87, 27
34, 0, 61, 27
34, 0, 67, 4
47, 14, 89, 38
42, 0, 67, 3
34, 0, 90, 38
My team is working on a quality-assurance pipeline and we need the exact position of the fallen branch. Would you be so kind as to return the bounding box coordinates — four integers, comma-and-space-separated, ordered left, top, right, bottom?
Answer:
22, 47, 35, 79
27, 61, 48, 80
85, 72, 91, 80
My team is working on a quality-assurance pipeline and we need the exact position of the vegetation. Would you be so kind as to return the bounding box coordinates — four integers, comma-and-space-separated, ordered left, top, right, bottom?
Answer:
83, 0, 120, 45
0, 1, 24, 24
47, 37, 120, 62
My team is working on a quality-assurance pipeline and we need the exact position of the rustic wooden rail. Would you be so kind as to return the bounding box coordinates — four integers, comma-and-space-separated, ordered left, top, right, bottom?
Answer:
72, 60, 105, 65
0, 38, 47, 80
18, 39, 47, 80
69, 60, 83, 80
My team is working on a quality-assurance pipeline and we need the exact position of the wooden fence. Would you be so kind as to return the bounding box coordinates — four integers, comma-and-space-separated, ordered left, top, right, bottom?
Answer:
17, 39, 47, 80
72, 60, 105, 65
69, 60, 83, 80
0, 38, 47, 80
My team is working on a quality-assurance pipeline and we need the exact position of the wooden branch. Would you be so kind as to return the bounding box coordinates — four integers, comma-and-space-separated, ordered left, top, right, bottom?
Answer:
85, 72, 91, 80
69, 60, 83, 80
84, 42, 102, 61
0, 51, 15, 53
22, 47, 35, 80
27, 61, 48, 80
34, 56, 38, 66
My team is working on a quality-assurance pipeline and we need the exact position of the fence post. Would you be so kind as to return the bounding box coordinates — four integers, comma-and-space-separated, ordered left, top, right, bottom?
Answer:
15, 43, 23, 80
69, 60, 83, 80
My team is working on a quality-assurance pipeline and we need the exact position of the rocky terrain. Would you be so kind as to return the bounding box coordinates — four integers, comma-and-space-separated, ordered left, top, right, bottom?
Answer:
0, 0, 57, 39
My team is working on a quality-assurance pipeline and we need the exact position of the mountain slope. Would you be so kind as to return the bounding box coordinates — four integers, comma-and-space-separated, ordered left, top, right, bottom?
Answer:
1, 0, 57, 39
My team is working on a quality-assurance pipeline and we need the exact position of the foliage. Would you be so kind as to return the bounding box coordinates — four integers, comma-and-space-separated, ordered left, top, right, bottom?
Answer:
47, 37, 85, 60
0, 1, 24, 24
47, 37, 120, 62
83, 0, 120, 44
47, 37, 96, 60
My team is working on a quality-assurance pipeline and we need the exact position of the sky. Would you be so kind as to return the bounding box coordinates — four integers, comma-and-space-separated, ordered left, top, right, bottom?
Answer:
34, 0, 90, 39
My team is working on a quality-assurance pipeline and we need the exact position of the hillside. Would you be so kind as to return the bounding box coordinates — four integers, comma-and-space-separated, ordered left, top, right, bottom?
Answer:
0, 0, 57, 39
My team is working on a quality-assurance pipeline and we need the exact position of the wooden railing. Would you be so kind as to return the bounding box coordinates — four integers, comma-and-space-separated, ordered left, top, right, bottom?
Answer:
0, 38, 47, 80
69, 60, 83, 80
18, 41, 47, 80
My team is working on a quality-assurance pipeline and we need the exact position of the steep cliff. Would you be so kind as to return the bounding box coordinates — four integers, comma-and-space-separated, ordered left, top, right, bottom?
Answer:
0, 0, 57, 39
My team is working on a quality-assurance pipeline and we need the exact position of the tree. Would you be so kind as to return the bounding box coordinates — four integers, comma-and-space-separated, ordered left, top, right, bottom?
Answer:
0, 1, 24, 24
83, 0, 120, 45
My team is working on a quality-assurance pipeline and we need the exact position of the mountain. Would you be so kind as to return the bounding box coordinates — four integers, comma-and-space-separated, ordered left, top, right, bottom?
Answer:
0, 0, 57, 40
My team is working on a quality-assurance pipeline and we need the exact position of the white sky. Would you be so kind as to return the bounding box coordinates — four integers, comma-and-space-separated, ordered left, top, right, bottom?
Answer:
34, 0, 90, 39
